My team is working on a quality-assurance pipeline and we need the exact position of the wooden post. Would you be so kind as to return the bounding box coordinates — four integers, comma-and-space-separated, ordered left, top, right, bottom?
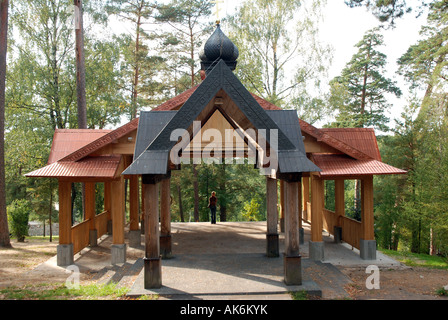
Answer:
266, 177, 279, 257
297, 179, 303, 244
129, 175, 139, 231
334, 179, 345, 243
284, 180, 302, 285
310, 174, 324, 260
57, 180, 73, 266
279, 180, 285, 232
302, 177, 310, 221
361, 176, 374, 240
140, 179, 145, 234
104, 181, 112, 235
144, 181, 162, 288
160, 178, 172, 258
85, 182, 97, 246
128, 175, 141, 247
360, 175, 376, 259
111, 177, 126, 264
310, 175, 323, 242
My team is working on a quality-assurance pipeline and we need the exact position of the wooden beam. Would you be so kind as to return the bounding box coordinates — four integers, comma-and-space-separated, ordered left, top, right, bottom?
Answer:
129, 175, 139, 231
361, 176, 375, 241
285, 181, 300, 256
144, 183, 160, 259
58, 181, 72, 245
311, 175, 324, 242
111, 178, 124, 244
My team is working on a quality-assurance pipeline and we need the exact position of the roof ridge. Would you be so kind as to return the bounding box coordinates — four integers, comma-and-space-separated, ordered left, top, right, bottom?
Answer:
60, 118, 139, 162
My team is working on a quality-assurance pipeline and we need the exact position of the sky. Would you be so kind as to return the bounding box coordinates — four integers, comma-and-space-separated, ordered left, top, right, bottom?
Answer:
217, 0, 427, 129
108, 0, 428, 130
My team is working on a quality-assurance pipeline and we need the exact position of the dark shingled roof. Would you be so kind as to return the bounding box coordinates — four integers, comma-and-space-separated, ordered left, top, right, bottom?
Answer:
124, 60, 320, 176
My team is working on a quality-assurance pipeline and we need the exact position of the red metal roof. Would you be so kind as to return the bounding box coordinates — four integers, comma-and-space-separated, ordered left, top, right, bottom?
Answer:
48, 129, 112, 164
60, 118, 139, 162
312, 154, 406, 178
320, 128, 382, 161
26, 155, 121, 179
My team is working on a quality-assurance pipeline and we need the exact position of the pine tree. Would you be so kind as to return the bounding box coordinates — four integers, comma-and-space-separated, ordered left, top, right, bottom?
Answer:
328, 28, 401, 131
0, 0, 11, 247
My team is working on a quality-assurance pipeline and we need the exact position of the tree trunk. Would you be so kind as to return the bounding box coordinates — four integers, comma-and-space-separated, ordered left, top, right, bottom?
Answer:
0, 0, 11, 248
131, 7, 142, 120
74, 0, 87, 129
49, 191, 53, 242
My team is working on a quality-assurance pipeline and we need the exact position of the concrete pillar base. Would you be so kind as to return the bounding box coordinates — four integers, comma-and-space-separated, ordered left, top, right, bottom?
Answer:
89, 229, 98, 247
57, 244, 74, 266
128, 230, 141, 248
309, 241, 324, 261
111, 244, 127, 265
144, 257, 162, 289
160, 235, 172, 259
284, 254, 302, 286
334, 226, 342, 244
266, 233, 279, 258
360, 239, 377, 260
299, 227, 304, 245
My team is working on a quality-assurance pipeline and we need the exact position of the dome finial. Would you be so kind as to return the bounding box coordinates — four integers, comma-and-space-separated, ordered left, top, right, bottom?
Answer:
199, 23, 239, 74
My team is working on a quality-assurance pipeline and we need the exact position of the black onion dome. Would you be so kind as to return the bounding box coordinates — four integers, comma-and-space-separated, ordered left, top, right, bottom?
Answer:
200, 23, 239, 73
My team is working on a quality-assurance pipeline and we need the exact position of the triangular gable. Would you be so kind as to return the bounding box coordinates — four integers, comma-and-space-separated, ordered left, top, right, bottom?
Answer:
60, 118, 139, 162
124, 60, 319, 176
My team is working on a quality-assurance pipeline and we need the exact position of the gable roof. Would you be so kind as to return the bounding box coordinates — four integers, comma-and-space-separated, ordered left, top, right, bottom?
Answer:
48, 129, 112, 164
124, 60, 319, 176
60, 118, 139, 162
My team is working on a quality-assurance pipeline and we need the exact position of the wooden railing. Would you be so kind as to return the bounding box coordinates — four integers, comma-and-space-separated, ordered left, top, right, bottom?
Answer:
323, 209, 336, 236
340, 216, 362, 250
71, 210, 109, 254
305, 204, 362, 250
72, 219, 90, 254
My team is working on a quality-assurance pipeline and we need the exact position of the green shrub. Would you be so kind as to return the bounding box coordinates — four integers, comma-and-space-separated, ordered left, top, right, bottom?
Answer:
241, 198, 261, 221
7, 199, 31, 242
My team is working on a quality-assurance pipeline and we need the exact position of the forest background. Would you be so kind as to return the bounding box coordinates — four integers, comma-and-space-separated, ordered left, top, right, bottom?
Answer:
1, 0, 447, 258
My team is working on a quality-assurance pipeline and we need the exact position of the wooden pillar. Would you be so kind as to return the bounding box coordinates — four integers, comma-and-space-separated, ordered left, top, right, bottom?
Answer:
129, 176, 140, 231
266, 177, 279, 257
57, 180, 73, 266
310, 175, 323, 242
310, 174, 324, 260
361, 176, 375, 240
334, 179, 345, 243
111, 177, 126, 264
104, 181, 112, 235
297, 179, 303, 244
360, 176, 376, 259
144, 181, 162, 288
302, 177, 310, 221
128, 175, 141, 247
85, 182, 97, 246
160, 178, 172, 258
279, 180, 285, 232
284, 179, 302, 285
140, 179, 145, 234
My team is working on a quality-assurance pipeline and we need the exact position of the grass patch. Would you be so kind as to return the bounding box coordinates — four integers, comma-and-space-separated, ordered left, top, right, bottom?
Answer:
0, 282, 130, 300
380, 249, 448, 269
289, 290, 309, 300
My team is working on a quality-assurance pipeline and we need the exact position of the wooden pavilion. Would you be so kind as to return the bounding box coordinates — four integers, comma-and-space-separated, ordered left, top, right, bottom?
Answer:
26, 24, 406, 289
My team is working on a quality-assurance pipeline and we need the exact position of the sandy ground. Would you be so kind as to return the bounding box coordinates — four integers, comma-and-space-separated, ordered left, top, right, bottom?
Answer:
1, 224, 448, 300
